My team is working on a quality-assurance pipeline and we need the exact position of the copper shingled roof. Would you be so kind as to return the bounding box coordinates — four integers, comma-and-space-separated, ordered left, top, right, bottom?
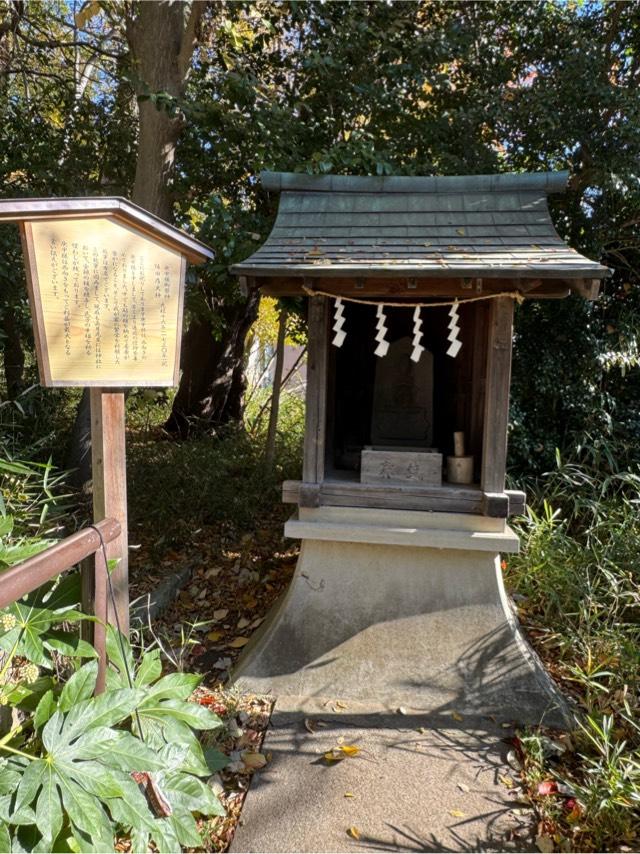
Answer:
231, 171, 610, 280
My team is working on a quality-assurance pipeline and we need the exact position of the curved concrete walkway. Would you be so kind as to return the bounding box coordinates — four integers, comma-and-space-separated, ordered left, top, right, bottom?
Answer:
231, 702, 537, 853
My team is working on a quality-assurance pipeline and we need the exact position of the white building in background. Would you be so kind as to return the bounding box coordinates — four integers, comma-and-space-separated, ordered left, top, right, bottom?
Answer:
245, 337, 307, 397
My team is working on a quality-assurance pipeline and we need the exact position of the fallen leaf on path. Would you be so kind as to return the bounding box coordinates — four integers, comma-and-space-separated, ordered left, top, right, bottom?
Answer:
449, 809, 466, 818
207, 630, 223, 642
334, 701, 348, 710
324, 745, 360, 763
213, 608, 229, 620
536, 836, 554, 853
451, 710, 464, 722
499, 775, 515, 789
344, 792, 354, 798
457, 782, 470, 793
340, 745, 360, 756
304, 718, 319, 733
347, 827, 361, 840
397, 706, 408, 715
237, 617, 251, 630
228, 636, 250, 648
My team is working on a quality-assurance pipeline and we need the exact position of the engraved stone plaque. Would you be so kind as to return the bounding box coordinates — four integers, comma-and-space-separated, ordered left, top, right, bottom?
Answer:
371, 336, 433, 446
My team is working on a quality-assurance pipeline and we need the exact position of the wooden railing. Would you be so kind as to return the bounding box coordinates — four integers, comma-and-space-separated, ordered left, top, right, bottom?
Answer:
0, 518, 121, 693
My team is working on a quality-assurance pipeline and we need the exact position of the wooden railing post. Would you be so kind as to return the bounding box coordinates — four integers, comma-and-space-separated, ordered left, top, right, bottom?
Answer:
87, 388, 129, 636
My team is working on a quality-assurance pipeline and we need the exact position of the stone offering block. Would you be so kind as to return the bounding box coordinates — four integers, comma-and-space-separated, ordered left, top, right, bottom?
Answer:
361, 446, 443, 486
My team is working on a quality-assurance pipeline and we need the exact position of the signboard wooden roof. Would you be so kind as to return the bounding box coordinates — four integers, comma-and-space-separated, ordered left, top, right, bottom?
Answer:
0, 197, 214, 388
232, 171, 611, 290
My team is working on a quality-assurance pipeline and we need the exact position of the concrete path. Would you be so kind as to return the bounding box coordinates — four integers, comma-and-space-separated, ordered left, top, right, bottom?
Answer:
231, 701, 535, 853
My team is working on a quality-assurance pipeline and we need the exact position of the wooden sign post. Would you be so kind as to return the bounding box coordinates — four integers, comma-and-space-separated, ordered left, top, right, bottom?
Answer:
0, 197, 213, 636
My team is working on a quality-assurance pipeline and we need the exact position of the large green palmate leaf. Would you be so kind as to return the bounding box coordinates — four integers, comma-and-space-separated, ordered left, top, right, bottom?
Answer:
0, 601, 90, 668
109, 743, 224, 854
24, 570, 82, 612
0, 821, 9, 853
11, 686, 162, 852
105, 629, 224, 768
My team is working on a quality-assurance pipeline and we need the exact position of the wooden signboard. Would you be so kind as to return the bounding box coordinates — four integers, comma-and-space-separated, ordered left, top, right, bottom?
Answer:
0, 197, 213, 387
24, 218, 184, 387
0, 197, 213, 637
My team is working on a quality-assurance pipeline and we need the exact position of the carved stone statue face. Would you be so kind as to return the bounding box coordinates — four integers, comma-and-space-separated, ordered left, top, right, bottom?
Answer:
371, 336, 434, 447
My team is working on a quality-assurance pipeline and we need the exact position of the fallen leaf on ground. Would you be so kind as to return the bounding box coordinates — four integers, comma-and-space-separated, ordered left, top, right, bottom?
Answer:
324, 745, 360, 763
536, 836, 554, 853
451, 710, 464, 722
241, 752, 267, 770
449, 809, 465, 818
457, 782, 470, 793
344, 792, 354, 798
347, 827, 361, 840
228, 636, 250, 648
537, 780, 558, 796
237, 617, 251, 630
397, 706, 408, 715
499, 774, 515, 788
506, 749, 522, 770
213, 608, 229, 620
207, 630, 223, 642
304, 718, 319, 733
340, 745, 360, 756
334, 701, 348, 710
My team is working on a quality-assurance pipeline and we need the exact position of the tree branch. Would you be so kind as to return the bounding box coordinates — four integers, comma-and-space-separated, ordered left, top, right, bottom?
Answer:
178, 0, 206, 79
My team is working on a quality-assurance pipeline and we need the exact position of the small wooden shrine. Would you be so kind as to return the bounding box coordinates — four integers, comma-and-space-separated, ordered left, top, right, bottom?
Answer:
234, 171, 609, 518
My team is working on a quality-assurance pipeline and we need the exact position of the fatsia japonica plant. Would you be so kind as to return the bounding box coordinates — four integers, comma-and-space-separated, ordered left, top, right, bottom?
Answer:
0, 585, 227, 853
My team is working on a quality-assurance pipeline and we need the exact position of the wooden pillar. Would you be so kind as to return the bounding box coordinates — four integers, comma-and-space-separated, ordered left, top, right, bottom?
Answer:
303, 296, 329, 486
481, 297, 514, 496
85, 388, 129, 636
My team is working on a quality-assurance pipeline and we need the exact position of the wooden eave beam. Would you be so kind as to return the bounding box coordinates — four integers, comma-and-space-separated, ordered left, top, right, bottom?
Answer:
566, 278, 601, 300
256, 275, 578, 300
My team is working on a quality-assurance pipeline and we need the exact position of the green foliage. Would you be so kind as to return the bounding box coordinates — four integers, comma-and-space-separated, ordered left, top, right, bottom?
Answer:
127, 393, 304, 549
508, 452, 640, 849
0, 452, 73, 574
0, 623, 226, 853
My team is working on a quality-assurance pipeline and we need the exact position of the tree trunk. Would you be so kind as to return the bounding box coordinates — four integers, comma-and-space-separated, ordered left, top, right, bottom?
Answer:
126, 2, 203, 215
165, 289, 260, 437
264, 309, 287, 468
65, 1, 203, 484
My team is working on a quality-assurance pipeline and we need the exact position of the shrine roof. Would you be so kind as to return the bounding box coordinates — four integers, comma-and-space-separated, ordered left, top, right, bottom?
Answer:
231, 171, 610, 281
0, 196, 213, 264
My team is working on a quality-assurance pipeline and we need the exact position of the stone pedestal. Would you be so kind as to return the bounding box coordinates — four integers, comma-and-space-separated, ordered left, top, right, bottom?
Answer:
231, 508, 571, 728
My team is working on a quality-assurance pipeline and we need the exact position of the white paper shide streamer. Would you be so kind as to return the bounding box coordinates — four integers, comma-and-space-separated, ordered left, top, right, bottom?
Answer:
332, 297, 346, 347
447, 301, 462, 358
374, 304, 389, 357
411, 306, 424, 363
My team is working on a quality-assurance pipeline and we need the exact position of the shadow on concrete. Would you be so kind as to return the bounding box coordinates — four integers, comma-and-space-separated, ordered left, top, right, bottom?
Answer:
231, 541, 571, 729
231, 707, 536, 853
